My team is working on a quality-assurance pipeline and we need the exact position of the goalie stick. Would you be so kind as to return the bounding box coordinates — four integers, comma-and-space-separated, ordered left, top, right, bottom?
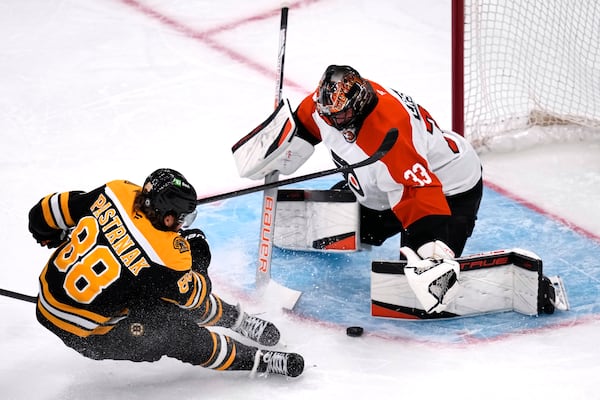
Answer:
254, 6, 298, 309
197, 127, 398, 205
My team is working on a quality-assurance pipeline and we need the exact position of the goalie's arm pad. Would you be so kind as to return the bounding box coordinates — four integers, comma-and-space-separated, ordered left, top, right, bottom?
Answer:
232, 99, 315, 180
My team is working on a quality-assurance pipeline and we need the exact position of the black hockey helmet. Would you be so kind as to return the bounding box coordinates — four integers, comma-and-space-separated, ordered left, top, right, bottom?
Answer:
315, 65, 377, 130
142, 168, 197, 229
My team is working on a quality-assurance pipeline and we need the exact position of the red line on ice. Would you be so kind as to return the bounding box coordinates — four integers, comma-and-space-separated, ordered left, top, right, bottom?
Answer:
118, 0, 319, 94
484, 181, 600, 244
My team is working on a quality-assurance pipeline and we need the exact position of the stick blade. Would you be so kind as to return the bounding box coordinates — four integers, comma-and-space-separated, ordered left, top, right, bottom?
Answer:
258, 279, 302, 310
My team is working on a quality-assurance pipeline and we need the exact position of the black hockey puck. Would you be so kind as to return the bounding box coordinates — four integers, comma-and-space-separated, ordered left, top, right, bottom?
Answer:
346, 326, 364, 337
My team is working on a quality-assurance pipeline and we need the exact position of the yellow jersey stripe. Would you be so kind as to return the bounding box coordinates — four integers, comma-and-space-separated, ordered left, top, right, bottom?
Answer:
201, 331, 219, 367
41, 194, 59, 230
37, 301, 94, 337
216, 337, 236, 371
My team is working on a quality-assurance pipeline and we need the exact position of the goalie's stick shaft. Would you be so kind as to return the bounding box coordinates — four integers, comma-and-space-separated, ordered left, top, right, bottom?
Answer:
197, 127, 398, 205
274, 7, 288, 109
255, 6, 289, 288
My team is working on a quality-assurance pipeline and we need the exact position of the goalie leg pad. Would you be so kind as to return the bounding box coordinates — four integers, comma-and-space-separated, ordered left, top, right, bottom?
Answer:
274, 189, 360, 252
371, 249, 563, 319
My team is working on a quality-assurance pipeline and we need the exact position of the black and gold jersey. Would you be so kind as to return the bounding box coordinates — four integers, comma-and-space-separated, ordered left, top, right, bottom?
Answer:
31, 180, 208, 337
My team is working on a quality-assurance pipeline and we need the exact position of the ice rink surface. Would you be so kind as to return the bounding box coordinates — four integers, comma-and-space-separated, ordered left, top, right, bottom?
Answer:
1, 1, 599, 399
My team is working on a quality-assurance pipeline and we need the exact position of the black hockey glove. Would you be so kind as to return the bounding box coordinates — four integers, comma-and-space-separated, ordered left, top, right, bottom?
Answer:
180, 229, 211, 273
28, 205, 69, 248
30, 227, 68, 249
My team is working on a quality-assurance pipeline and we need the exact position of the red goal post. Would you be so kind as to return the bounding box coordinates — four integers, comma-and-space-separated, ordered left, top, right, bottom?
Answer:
452, 0, 600, 152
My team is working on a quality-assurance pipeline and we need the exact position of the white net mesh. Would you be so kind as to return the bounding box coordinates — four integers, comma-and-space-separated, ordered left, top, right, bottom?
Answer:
463, 0, 600, 152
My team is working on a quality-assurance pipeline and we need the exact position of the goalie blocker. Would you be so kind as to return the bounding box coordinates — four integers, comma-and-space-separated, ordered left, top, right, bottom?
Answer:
371, 248, 569, 319
232, 99, 314, 180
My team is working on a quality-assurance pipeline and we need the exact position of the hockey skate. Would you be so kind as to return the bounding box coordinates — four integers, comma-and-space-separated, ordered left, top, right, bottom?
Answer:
252, 350, 304, 378
233, 305, 280, 346
539, 275, 570, 314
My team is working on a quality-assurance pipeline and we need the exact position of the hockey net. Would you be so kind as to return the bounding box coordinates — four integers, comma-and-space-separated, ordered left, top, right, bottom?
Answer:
454, 0, 600, 152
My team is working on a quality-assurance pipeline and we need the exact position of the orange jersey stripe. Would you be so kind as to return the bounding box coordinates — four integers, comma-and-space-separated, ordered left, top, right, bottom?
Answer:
295, 92, 321, 140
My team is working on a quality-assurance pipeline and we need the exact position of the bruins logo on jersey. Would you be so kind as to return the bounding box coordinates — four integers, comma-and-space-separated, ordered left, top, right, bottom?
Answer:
173, 236, 190, 253
129, 322, 145, 337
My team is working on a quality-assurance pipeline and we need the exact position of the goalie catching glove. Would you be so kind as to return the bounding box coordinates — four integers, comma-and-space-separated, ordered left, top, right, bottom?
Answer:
401, 240, 461, 314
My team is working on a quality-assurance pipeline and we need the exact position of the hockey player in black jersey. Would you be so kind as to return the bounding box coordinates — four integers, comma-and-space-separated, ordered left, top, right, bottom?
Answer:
29, 168, 303, 378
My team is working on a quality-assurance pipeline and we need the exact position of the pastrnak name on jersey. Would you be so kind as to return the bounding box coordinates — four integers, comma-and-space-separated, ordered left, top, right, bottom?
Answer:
90, 193, 150, 276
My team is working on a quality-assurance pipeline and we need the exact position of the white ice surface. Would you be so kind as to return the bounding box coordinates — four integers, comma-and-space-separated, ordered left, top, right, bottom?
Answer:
1, 1, 599, 399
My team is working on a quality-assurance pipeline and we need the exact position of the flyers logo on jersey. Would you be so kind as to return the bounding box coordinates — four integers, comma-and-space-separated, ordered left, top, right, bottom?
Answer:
331, 151, 365, 197
342, 129, 357, 143
346, 171, 364, 197
173, 236, 190, 253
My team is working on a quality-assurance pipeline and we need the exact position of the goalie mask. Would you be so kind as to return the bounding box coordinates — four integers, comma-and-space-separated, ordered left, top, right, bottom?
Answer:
141, 168, 198, 230
315, 65, 377, 130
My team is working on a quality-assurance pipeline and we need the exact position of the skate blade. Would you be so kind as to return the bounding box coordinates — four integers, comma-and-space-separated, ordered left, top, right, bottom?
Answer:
548, 275, 570, 311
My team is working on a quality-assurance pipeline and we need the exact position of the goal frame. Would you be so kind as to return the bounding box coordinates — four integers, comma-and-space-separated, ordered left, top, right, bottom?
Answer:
451, 0, 465, 136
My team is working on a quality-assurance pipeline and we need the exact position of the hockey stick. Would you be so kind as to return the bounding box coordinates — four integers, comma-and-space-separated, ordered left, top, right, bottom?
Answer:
252, 6, 299, 309
197, 127, 398, 205
0, 288, 36, 304
0, 129, 397, 308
